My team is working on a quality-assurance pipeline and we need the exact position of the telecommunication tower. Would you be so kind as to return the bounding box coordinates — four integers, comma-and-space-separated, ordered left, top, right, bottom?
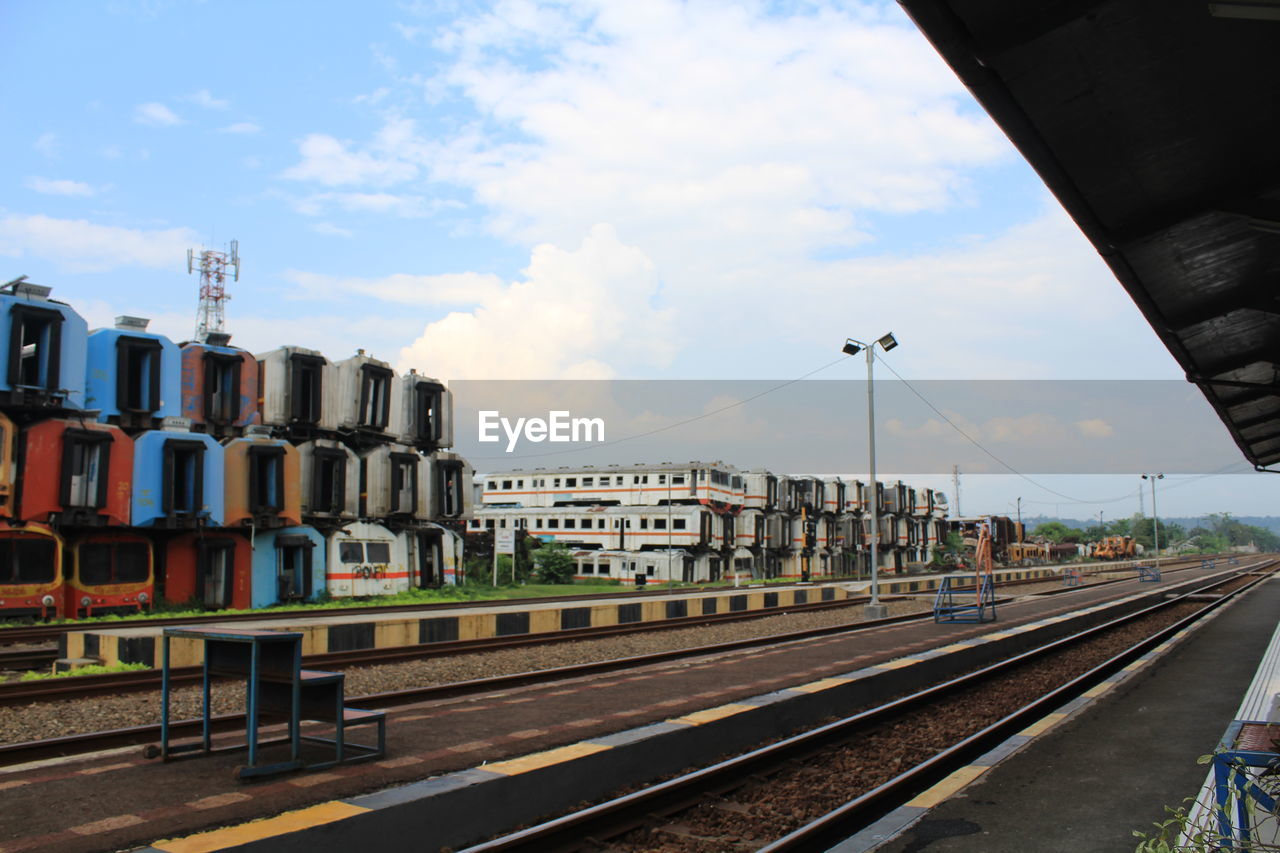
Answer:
188, 240, 240, 342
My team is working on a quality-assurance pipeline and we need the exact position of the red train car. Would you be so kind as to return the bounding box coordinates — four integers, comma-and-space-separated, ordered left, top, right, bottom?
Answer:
21, 418, 132, 526
64, 530, 153, 618
0, 522, 64, 620
163, 532, 252, 611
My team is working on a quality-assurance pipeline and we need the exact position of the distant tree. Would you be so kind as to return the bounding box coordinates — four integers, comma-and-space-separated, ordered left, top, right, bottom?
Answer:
1031, 521, 1082, 544
532, 541, 577, 584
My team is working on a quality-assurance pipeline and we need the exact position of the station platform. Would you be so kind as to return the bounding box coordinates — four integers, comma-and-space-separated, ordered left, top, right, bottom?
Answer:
63, 566, 1061, 668
856, 573, 1280, 852
0, 563, 1224, 853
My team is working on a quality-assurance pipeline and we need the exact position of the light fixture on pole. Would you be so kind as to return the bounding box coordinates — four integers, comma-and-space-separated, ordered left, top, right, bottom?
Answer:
1141, 473, 1164, 567
842, 332, 898, 620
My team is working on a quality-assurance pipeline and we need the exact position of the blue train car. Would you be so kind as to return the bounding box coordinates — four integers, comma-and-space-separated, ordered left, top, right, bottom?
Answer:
0, 279, 87, 410
131, 423, 225, 528
85, 317, 181, 430
249, 525, 326, 608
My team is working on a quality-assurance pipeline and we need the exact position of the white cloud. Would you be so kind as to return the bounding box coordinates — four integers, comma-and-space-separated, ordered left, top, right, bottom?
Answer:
134, 102, 183, 126
286, 268, 503, 304
290, 191, 436, 218
397, 224, 675, 379
310, 222, 354, 238
34, 132, 59, 158
281, 118, 421, 186
1076, 419, 1115, 439
184, 89, 230, 110
220, 122, 261, 134
0, 214, 197, 273
25, 177, 96, 197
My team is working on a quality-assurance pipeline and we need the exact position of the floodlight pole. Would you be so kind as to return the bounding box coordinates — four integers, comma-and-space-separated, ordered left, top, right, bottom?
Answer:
865, 342, 884, 619
845, 333, 895, 621
1143, 473, 1164, 568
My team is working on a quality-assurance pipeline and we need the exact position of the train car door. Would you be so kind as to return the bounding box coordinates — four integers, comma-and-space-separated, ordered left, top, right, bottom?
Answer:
197, 539, 236, 610
276, 535, 314, 601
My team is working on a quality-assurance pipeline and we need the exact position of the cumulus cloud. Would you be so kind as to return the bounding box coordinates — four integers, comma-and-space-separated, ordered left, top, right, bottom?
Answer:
25, 177, 96, 197
1076, 418, 1115, 438
184, 89, 230, 110
134, 102, 183, 126
281, 118, 421, 186
397, 224, 675, 379
285, 269, 504, 305
290, 191, 433, 218
0, 214, 197, 272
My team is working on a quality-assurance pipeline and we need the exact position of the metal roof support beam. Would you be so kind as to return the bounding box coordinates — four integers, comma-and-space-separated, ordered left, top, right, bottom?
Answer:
1107, 183, 1280, 249
1193, 346, 1280, 379
1165, 277, 1280, 332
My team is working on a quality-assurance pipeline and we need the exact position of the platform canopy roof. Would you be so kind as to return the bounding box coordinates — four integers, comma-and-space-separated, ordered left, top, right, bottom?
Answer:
898, 0, 1280, 469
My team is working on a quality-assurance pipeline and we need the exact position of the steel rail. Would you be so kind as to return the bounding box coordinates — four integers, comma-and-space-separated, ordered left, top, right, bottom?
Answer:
0, 556, 1208, 646
0, 558, 1252, 768
455, 561, 1274, 852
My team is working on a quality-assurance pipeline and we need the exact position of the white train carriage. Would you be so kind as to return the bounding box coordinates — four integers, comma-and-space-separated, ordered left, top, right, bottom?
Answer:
822, 478, 846, 514
472, 504, 721, 552
743, 470, 778, 510
256, 346, 338, 433
736, 508, 765, 549
331, 351, 396, 438
325, 521, 410, 598
394, 371, 453, 451
363, 444, 431, 520
572, 548, 702, 584
298, 439, 360, 523
428, 451, 473, 520
479, 462, 744, 510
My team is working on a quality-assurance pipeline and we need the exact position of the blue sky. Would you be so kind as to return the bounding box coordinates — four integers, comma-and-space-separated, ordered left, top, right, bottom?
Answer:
3, 0, 1276, 519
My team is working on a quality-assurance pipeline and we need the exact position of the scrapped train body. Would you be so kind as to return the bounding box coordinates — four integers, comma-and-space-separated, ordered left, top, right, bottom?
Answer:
480, 462, 746, 510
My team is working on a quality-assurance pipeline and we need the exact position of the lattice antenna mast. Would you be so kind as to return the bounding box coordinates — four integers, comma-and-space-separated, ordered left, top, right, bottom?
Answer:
188, 239, 239, 342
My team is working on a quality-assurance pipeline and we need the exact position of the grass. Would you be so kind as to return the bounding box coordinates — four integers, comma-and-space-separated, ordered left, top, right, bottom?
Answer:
0, 579, 673, 629
20, 661, 150, 681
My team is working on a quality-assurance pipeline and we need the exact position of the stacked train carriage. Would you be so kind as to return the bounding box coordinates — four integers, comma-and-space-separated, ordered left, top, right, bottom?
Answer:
470, 463, 948, 584
0, 278, 472, 620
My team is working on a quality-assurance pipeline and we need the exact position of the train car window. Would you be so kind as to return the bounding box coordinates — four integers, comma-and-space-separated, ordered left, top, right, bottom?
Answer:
358, 364, 393, 429
116, 543, 149, 582
289, 354, 325, 424
163, 440, 206, 515
673, 518, 686, 530
116, 336, 163, 414
488, 481, 497, 490
78, 543, 113, 584
0, 539, 56, 583
203, 353, 242, 424
566, 477, 577, 487
582, 477, 593, 487
672, 475, 685, 484
485, 519, 495, 529
554, 478, 561, 488
412, 382, 443, 443
366, 542, 390, 563
640, 518, 648, 529
248, 445, 285, 513
197, 540, 235, 609
654, 518, 666, 529
9, 305, 64, 391
436, 458, 465, 517
61, 430, 112, 509
339, 542, 364, 563
580, 561, 593, 574
516, 479, 523, 488
547, 519, 559, 528
502, 480, 512, 489
564, 518, 576, 528
389, 452, 419, 514
312, 447, 347, 514
598, 519, 605, 529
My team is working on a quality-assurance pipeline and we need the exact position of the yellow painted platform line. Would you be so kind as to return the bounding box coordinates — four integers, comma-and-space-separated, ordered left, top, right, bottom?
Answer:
153, 801, 370, 853
874, 658, 919, 670
1082, 682, 1116, 698
671, 703, 757, 726
485, 742, 611, 776
791, 677, 853, 694
1018, 712, 1067, 738
936, 643, 971, 655
982, 631, 1014, 641
906, 765, 988, 809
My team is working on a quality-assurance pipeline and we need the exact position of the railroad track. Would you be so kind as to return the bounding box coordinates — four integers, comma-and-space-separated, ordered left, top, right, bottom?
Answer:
453, 561, 1274, 852
0, 647, 58, 671
0, 557, 1203, 647
0, 559, 1252, 769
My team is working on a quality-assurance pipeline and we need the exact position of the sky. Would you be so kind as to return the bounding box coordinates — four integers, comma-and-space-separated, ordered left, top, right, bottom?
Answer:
3, 0, 1277, 520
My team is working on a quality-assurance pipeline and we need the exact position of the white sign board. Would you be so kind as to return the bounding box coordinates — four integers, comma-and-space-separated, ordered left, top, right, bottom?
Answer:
495, 529, 516, 555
